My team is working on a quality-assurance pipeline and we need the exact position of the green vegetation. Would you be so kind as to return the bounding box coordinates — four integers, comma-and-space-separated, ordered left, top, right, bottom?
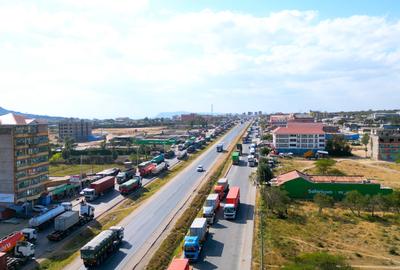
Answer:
257, 160, 273, 183
49, 164, 124, 177
259, 146, 271, 157
262, 133, 272, 141
315, 158, 336, 174
283, 252, 352, 270
326, 135, 352, 156
313, 193, 334, 215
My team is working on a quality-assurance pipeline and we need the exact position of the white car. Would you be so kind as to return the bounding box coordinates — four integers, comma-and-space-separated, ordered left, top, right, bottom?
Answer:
197, 165, 204, 172
32, 205, 48, 214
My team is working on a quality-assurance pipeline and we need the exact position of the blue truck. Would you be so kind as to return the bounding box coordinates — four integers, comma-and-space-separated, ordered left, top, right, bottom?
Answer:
183, 218, 208, 261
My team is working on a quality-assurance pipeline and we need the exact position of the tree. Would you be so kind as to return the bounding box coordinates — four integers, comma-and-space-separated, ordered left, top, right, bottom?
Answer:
259, 147, 271, 157
343, 191, 366, 216
62, 137, 75, 160
361, 133, 370, 158
49, 152, 64, 164
283, 252, 353, 270
257, 162, 273, 183
264, 187, 291, 218
262, 134, 272, 141
315, 159, 336, 174
326, 135, 352, 156
314, 193, 334, 215
100, 139, 107, 150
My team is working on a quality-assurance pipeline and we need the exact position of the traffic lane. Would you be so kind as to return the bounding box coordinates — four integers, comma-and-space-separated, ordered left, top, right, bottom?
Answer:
193, 157, 256, 270
90, 124, 245, 270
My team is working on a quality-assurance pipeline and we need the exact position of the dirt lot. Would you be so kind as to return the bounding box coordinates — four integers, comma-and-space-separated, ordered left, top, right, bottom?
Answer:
93, 126, 168, 140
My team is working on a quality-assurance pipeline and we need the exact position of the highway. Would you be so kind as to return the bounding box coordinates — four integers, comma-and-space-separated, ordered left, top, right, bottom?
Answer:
193, 133, 257, 270
63, 122, 247, 270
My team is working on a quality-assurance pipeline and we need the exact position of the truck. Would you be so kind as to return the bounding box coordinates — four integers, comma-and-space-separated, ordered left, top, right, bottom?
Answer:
119, 176, 142, 195
202, 193, 220, 224
138, 161, 156, 177
224, 187, 240, 219
151, 154, 165, 165
29, 203, 71, 229
82, 176, 115, 201
216, 143, 224, 152
232, 151, 240, 165
116, 169, 135, 184
248, 155, 257, 167
0, 241, 35, 270
213, 178, 229, 200
167, 258, 190, 270
47, 202, 95, 241
177, 150, 188, 160
151, 162, 168, 175
236, 143, 243, 155
96, 168, 120, 177
80, 226, 124, 267
183, 218, 208, 261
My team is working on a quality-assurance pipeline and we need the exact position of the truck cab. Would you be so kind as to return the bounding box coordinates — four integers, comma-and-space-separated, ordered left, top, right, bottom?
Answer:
224, 187, 240, 219
82, 188, 96, 201
116, 170, 134, 184
14, 241, 35, 259
216, 144, 224, 152
21, 228, 37, 242
183, 236, 201, 261
202, 194, 220, 224
80, 201, 95, 218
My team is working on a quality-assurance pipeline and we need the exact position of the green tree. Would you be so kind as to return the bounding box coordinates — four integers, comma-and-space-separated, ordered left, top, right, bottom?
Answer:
343, 191, 366, 216
62, 137, 75, 160
361, 133, 370, 147
49, 152, 64, 164
259, 147, 271, 157
283, 252, 352, 270
257, 162, 273, 183
326, 135, 352, 156
264, 187, 291, 218
261, 134, 272, 141
313, 193, 334, 215
315, 159, 336, 174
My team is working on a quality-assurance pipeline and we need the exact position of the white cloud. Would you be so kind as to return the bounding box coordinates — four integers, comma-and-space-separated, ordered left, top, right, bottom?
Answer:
0, 3, 399, 117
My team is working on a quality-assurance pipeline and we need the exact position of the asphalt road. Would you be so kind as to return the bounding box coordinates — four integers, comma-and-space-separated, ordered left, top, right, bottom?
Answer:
63, 123, 247, 270
193, 135, 257, 270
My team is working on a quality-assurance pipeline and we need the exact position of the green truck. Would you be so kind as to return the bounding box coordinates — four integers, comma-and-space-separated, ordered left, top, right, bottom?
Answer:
80, 226, 124, 267
232, 151, 240, 165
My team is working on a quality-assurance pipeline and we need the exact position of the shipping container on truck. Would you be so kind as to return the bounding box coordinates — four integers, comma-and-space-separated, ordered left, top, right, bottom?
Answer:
82, 176, 115, 201
213, 178, 229, 200
138, 162, 156, 177
202, 193, 220, 224
119, 176, 142, 195
232, 151, 240, 165
224, 187, 240, 219
183, 218, 208, 261
167, 258, 190, 270
29, 204, 70, 229
80, 226, 124, 268
116, 169, 135, 184
47, 202, 95, 241
151, 162, 168, 175
151, 154, 165, 165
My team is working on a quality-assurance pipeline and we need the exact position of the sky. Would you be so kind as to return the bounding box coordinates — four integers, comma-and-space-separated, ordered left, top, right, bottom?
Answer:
0, 0, 400, 119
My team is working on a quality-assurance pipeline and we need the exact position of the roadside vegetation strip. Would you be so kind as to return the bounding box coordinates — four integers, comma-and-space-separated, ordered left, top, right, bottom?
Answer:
146, 123, 250, 270
38, 127, 234, 270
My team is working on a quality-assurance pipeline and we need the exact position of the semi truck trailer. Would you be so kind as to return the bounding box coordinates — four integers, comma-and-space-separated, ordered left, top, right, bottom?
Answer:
80, 226, 124, 268
119, 176, 142, 195
47, 202, 95, 241
151, 154, 165, 165
138, 161, 156, 177
202, 193, 220, 224
0, 232, 35, 270
167, 258, 190, 270
82, 176, 115, 201
232, 151, 240, 165
183, 218, 208, 261
224, 187, 240, 219
213, 178, 230, 200
116, 169, 135, 184
29, 203, 72, 229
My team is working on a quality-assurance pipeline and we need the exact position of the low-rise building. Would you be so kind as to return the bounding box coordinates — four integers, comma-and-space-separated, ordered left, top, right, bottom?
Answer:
368, 128, 400, 162
272, 122, 326, 155
58, 119, 92, 142
0, 113, 49, 205
271, 170, 392, 200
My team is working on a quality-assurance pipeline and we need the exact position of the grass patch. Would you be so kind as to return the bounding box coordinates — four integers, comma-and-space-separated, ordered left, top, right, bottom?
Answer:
145, 123, 249, 270
49, 163, 125, 177
39, 128, 233, 270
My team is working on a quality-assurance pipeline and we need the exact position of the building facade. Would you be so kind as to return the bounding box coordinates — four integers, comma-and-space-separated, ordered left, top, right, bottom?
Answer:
59, 119, 92, 142
271, 170, 392, 200
0, 113, 49, 205
272, 123, 326, 155
368, 128, 400, 162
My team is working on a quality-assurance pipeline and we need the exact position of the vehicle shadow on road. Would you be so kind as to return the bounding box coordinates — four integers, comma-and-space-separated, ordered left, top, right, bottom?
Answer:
230, 203, 254, 224
88, 189, 120, 205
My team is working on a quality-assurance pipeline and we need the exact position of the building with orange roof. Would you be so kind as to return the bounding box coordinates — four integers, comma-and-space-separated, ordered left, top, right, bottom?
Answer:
271, 170, 392, 200
0, 113, 49, 205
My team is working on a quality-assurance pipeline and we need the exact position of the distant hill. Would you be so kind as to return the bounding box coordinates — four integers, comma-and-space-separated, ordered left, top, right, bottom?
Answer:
0, 106, 65, 122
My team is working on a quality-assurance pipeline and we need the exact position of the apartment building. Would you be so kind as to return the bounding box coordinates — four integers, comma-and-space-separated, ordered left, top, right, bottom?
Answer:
368, 128, 400, 162
0, 113, 49, 205
272, 123, 326, 155
59, 119, 92, 142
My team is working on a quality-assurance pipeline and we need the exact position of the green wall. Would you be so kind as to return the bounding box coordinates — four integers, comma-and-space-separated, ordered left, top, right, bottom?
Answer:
281, 177, 392, 200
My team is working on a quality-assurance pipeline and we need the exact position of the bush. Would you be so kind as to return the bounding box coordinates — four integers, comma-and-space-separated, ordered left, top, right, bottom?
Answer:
283, 252, 353, 270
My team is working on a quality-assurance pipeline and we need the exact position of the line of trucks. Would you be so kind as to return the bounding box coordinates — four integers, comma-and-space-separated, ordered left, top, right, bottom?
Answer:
181, 178, 241, 262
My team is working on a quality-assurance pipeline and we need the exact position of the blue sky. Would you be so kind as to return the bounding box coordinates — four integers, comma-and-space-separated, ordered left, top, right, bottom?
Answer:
0, 0, 399, 118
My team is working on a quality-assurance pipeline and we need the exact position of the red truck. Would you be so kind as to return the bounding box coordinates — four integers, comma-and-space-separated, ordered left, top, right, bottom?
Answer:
82, 176, 115, 201
138, 162, 156, 177
167, 258, 190, 270
119, 176, 142, 195
0, 232, 24, 253
223, 187, 240, 219
213, 178, 229, 200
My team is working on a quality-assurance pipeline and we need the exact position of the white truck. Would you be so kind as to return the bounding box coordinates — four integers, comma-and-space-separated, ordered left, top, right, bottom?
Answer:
248, 155, 257, 167
202, 193, 220, 224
